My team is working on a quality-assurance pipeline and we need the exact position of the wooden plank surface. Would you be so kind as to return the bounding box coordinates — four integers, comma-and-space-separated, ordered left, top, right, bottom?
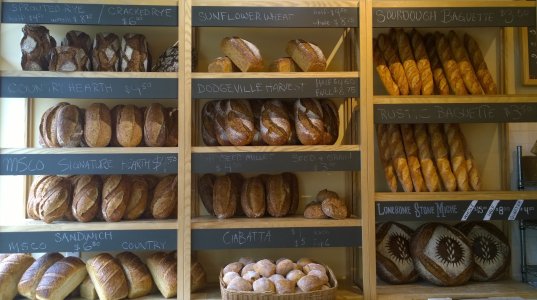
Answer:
0, 219, 177, 231
373, 1, 535, 8
376, 191, 537, 201
374, 95, 537, 104
191, 215, 361, 229
192, 0, 358, 8
2, 0, 177, 4
192, 71, 359, 78
0, 71, 177, 78
1, 147, 178, 154
192, 145, 360, 153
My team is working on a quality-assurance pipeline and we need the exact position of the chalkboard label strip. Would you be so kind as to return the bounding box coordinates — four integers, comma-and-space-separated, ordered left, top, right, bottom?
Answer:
1, 153, 178, 175
1, 3, 178, 26
0, 229, 177, 253
1, 76, 178, 99
192, 6, 358, 28
373, 6, 535, 27
192, 150, 360, 173
192, 226, 361, 250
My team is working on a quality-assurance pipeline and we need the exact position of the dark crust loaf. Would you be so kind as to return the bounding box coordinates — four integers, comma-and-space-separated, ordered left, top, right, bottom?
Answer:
144, 103, 168, 147
21, 25, 57, 71
214, 100, 232, 146
121, 33, 151, 72
294, 98, 324, 145
198, 174, 216, 215
213, 175, 238, 219
92, 32, 120, 71
56, 104, 84, 147
282, 172, 299, 215
225, 100, 255, 146
266, 174, 290, 217
320, 100, 339, 145
260, 100, 291, 146
240, 176, 266, 218
201, 101, 219, 146
49, 46, 90, 71
220, 37, 264, 72
286, 39, 326, 72
152, 44, 178, 72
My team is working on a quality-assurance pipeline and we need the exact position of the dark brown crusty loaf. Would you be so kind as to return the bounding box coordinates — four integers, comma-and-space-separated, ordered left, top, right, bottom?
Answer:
150, 175, 178, 219
144, 103, 168, 147
121, 33, 151, 72
116, 252, 153, 298
286, 39, 326, 72
71, 175, 102, 222
92, 32, 121, 71
114, 105, 143, 147
376, 222, 418, 284
229, 173, 245, 217
63, 30, 92, 58
260, 100, 292, 146
266, 174, 290, 217
18, 253, 64, 300
124, 176, 148, 220
241, 176, 266, 218
21, 25, 56, 71
146, 252, 177, 298
86, 253, 129, 300
102, 175, 131, 222
320, 99, 339, 145
165, 108, 178, 147
37, 175, 71, 223
35, 256, 87, 300
39, 102, 69, 148
152, 43, 178, 72
221, 37, 264, 72
27, 175, 52, 220
84, 103, 112, 147
282, 172, 299, 215
201, 101, 219, 146
225, 100, 255, 146
49, 46, 90, 71
198, 174, 216, 215
0, 254, 35, 300
214, 100, 232, 146
410, 223, 473, 286
294, 98, 324, 145
56, 104, 84, 147
213, 175, 239, 219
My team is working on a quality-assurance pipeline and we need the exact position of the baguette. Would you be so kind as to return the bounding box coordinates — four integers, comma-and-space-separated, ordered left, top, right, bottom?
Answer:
427, 123, 457, 191
388, 124, 413, 192
378, 33, 410, 95
410, 29, 434, 95
424, 33, 450, 95
464, 33, 497, 94
413, 124, 442, 192
35, 256, 87, 300
443, 123, 471, 191
447, 31, 483, 95
395, 29, 422, 95
400, 124, 427, 192
435, 32, 468, 95
373, 38, 400, 96
0, 254, 36, 300
460, 126, 482, 191
19, 253, 64, 299
376, 124, 398, 192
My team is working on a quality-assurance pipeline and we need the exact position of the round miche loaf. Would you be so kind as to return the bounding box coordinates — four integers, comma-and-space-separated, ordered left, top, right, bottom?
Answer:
144, 103, 168, 147
84, 103, 111, 147
455, 221, 510, 282
102, 175, 131, 222
294, 98, 324, 145
240, 176, 266, 218
56, 104, 84, 147
114, 105, 143, 147
376, 222, 418, 284
225, 99, 255, 146
260, 100, 291, 145
198, 174, 216, 215
71, 175, 102, 222
21, 24, 57, 71
39, 102, 69, 148
213, 175, 238, 219
410, 222, 474, 286
201, 101, 219, 146
253, 277, 276, 293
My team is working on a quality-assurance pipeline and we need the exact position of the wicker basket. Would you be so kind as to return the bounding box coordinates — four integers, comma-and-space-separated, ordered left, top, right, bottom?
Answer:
219, 265, 338, 300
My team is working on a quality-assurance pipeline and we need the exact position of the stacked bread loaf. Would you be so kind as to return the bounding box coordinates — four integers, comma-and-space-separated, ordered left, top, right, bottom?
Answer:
303, 189, 348, 219
376, 221, 510, 286
208, 37, 326, 72
38, 102, 178, 148
377, 123, 481, 192
28, 174, 177, 223
374, 29, 497, 96
220, 257, 335, 294
201, 98, 339, 146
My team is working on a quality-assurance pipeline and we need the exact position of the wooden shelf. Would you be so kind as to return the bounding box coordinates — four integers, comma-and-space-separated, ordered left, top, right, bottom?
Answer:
373, 1, 534, 8
0, 219, 177, 231
0, 71, 177, 79
192, 215, 361, 229
192, 71, 359, 79
376, 191, 537, 201
192, 0, 358, 8
374, 95, 537, 104
2, 0, 177, 5
1, 147, 178, 155
192, 145, 359, 153
377, 279, 537, 300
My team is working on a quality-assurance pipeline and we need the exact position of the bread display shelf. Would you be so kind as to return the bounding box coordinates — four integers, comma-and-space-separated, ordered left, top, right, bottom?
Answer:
1, 1, 178, 26
0, 71, 177, 99
372, 1, 534, 28
377, 279, 537, 300
191, 72, 359, 99
376, 190, 537, 201
191, 145, 360, 173
0, 218, 176, 230
192, 215, 361, 229
0, 149, 178, 175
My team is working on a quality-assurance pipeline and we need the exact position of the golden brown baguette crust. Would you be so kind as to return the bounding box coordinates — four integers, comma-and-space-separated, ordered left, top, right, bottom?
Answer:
373, 38, 400, 96
395, 29, 422, 95
443, 123, 471, 191
464, 33, 497, 95
378, 33, 410, 95
376, 124, 398, 192
435, 32, 468, 95
413, 124, 442, 192
0, 254, 36, 300
427, 123, 457, 191
424, 33, 450, 95
447, 31, 483, 95
410, 29, 434, 95
460, 131, 481, 191
400, 124, 427, 192
388, 124, 413, 192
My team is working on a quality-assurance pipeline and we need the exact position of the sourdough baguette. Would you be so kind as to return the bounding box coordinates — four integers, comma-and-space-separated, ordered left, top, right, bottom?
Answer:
377, 124, 398, 192
388, 124, 413, 192
373, 38, 400, 96
86, 253, 128, 300
146, 252, 177, 298
447, 31, 483, 95
410, 29, 434, 95
427, 123, 457, 191
443, 124, 471, 191
0, 254, 35, 300
400, 124, 427, 192
378, 33, 410, 95
395, 29, 422, 95
221, 37, 264, 72
116, 252, 153, 298
35, 256, 87, 300
424, 33, 450, 95
464, 33, 497, 94
286, 39, 326, 72
413, 124, 442, 192
435, 32, 468, 95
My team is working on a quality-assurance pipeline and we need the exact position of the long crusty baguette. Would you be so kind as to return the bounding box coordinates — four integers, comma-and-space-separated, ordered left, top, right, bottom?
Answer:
443, 123, 471, 191
0, 254, 35, 300
410, 29, 434, 95
460, 129, 482, 191
374, 38, 400, 96
377, 124, 398, 192
413, 124, 442, 192
378, 33, 410, 95
395, 28, 422, 95
400, 124, 427, 192
464, 33, 497, 95
447, 31, 483, 95
388, 124, 413, 192
434, 32, 468, 95
424, 33, 450, 95
427, 123, 457, 191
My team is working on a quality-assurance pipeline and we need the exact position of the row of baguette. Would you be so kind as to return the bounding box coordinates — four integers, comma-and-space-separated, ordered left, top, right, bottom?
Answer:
28, 174, 177, 223
374, 28, 497, 96
39, 102, 178, 148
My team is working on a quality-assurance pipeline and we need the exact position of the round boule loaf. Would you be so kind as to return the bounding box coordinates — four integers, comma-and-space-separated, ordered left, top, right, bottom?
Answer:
120, 33, 150, 72
49, 46, 89, 71
71, 175, 102, 222
21, 25, 57, 71
410, 222, 474, 286
144, 103, 168, 147
92, 32, 120, 71
241, 176, 266, 218
376, 221, 418, 284
214, 100, 231, 146
56, 104, 84, 147
321, 196, 348, 219
84, 103, 111, 147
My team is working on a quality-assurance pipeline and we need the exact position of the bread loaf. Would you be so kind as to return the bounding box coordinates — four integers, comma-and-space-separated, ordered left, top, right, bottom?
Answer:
424, 33, 450, 95
376, 222, 418, 284
146, 252, 177, 298
460, 131, 481, 191
409, 29, 434, 95
124, 176, 148, 220
400, 124, 427, 192
102, 175, 130, 222
320, 100, 339, 145
35, 256, 87, 300
49, 46, 90, 71
84, 103, 111, 147
250, 99, 266, 146
464, 33, 497, 94
72, 175, 102, 222
270, 57, 299, 72
27, 175, 53, 220
303, 201, 327, 219
213, 175, 238, 219
230, 173, 245, 217
443, 123, 471, 191
266, 174, 290, 217
282, 172, 299, 215
388, 124, 413, 192
115, 105, 143, 147
63, 30, 92, 60
411, 223, 473, 286
191, 261, 207, 293
21, 25, 56, 71
373, 38, 400, 96
241, 176, 266, 218
320, 191, 347, 219
150, 175, 178, 219
0, 254, 35, 300
39, 102, 69, 148
285, 101, 299, 145
286, 39, 326, 72
294, 98, 324, 145
165, 108, 178, 147
0, 254, 9, 263
201, 101, 219, 146
225, 99, 255, 146
378, 33, 410, 95
18, 253, 64, 299
144, 103, 168, 147
37, 175, 71, 223
447, 31, 483, 95
116, 252, 153, 298
121, 33, 151, 72
198, 174, 216, 215
214, 100, 232, 146
377, 124, 398, 192
260, 100, 291, 145
395, 29, 422, 95
86, 253, 129, 300
208, 56, 238, 72
221, 37, 264, 72
413, 124, 441, 192
435, 32, 468, 95
152, 44, 178, 72
80, 276, 98, 300
427, 124, 457, 191
56, 104, 84, 147
92, 33, 121, 71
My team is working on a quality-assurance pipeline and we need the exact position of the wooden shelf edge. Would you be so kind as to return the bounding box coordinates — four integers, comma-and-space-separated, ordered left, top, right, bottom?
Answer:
192, 71, 360, 79
374, 94, 537, 104
192, 145, 360, 153
375, 191, 537, 201
373, 1, 535, 8
0, 71, 178, 79
191, 215, 361, 229
0, 147, 179, 155
0, 219, 178, 232
192, 0, 359, 8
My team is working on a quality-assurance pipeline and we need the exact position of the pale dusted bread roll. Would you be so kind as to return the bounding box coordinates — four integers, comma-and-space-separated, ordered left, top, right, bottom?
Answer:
18, 252, 64, 299
36, 256, 87, 300
0, 254, 35, 300
286, 39, 326, 72
146, 252, 177, 298
86, 253, 128, 300
221, 37, 264, 72
116, 252, 153, 298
